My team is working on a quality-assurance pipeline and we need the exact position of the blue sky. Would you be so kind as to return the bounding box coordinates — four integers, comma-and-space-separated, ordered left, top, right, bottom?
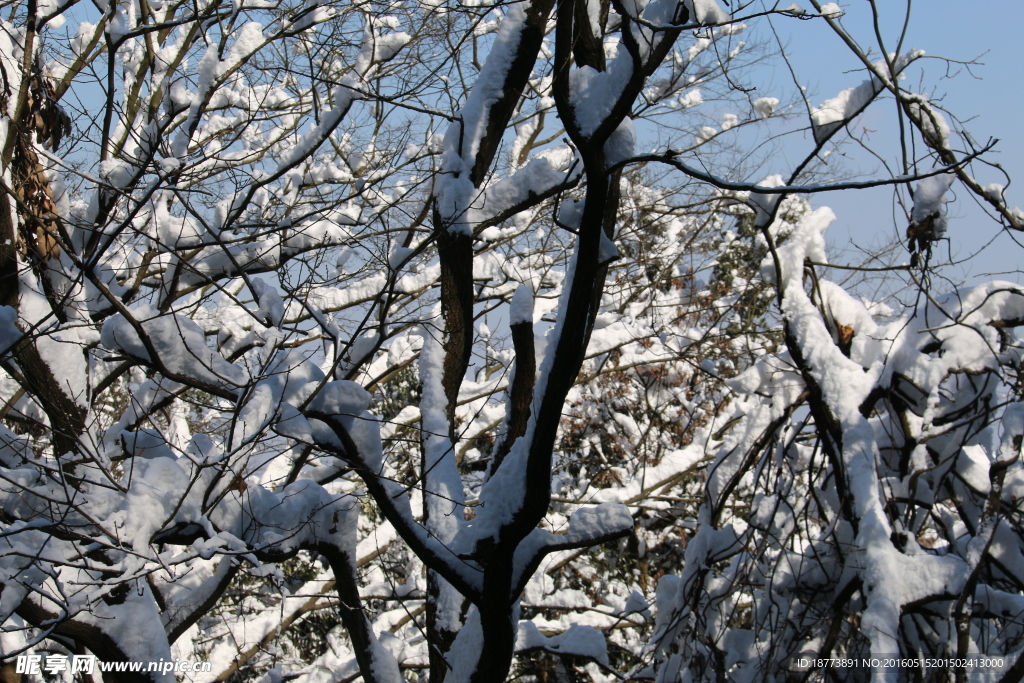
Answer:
761, 1, 1024, 284
53, 0, 1022, 284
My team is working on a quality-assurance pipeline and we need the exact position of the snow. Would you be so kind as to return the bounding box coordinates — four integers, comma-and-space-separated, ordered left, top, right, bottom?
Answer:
810, 51, 923, 143
306, 381, 371, 418
468, 226, 609, 548
467, 151, 580, 227
409, 319, 471, 635
8, 4, 1024, 682
909, 170, 955, 238
569, 56, 634, 137
999, 404, 1024, 465
102, 305, 249, 393
984, 183, 1005, 201
372, 32, 411, 62
291, 647, 361, 683
443, 608, 485, 683
172, 23, 266, 156
516, 622, 609, 665
99, 158, 136, 188
956, 444, 991, 494
732, 198, 1017, 676
388, 245, 413, 270
819, 2, 841, 17
685, 0, 731, 25
695, 125, 717, 143
75, 584, 176, 682
558, 198, 585, 230
271, 74, 359, 170
592, 446, 706, 504
748, 174, 785, 226
599, 231, 619, 263
810, 79, 879, 143
434, 2, 530, 234
152, 193, 205, 248
251, 278, 285, 327
35, 0, 66, 27
760, 205, 830, 285
366, 634, 404, 683
563, 503, 633, 545
120, 456, 198, 548
604, 117, 636, 166
155, 212, 354, 295
510, 283, 535, 325
752, 96, 778, 118
121, 429, 178, 461
908, 96, 950, 146
677, 88, 703, 109
290, 5, 337, 31
879, 282, 1024, 398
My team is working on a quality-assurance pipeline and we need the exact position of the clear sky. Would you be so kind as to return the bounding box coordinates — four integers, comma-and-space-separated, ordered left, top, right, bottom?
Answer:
53, 0, 1022, 285
759, 1, 1024, 284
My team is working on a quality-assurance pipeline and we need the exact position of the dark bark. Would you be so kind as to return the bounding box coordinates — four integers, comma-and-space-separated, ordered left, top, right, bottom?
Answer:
572, 0, 606, 70
469, 550, 517, 683
467, 0, 690, 677
425, 580, 461, 683
468, 0, 558, 187
433, 0, 557, 427
0, 192, 18, 309
436, 225, 475, 436
425, 0, 560, 678
319, 546, 387, 683
490, 318, 536, 473
306, 407, 482, 601
429, 222, 475, 681
5, 339, 87, 462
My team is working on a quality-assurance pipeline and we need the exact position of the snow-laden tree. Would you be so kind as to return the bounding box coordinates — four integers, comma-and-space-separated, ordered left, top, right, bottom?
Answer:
1, 0, 1023, 681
